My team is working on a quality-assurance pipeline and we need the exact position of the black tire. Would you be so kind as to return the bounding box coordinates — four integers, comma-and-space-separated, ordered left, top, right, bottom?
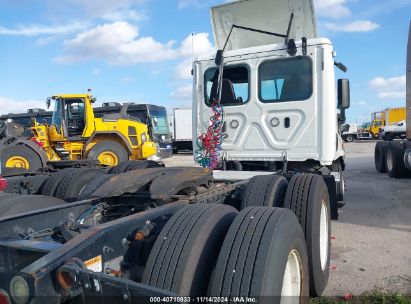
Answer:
330, 161, 344, 202
284, 174, 331, 296
1, 145, 42, 171
107, 161, 132, 174
345, 134, 354, 142
386, 141, 406, 178
54, 168, 104, 202
0, 195, 65, 219
241, 174, 288, 209
78, 174, 112, 200
375, 141, 389, 173
209, 207, 309, 300
142, 204, 238, 296
124, 160, 163, 172
87, 141, 129, 166
41, 168, 80, 196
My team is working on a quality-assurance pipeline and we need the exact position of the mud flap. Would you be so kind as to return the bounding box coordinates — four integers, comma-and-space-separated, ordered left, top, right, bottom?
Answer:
322, 175, 338, 220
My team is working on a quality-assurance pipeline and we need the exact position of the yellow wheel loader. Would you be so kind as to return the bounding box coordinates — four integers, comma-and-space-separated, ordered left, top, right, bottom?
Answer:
1, 94, 156, 170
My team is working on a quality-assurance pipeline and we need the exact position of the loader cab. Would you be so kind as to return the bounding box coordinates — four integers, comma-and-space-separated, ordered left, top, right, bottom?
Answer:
48, 94, 95, 140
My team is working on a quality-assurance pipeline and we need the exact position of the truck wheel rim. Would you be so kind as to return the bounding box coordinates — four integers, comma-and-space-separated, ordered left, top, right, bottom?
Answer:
320, 200, 329, 270
5, 156, 29, 169
280, 249, 302, 301
98, 151, 118, 166
387, 150, 393, 171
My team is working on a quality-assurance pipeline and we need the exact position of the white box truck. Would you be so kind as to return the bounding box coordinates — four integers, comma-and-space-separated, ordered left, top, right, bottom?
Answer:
172, 107, 193, 153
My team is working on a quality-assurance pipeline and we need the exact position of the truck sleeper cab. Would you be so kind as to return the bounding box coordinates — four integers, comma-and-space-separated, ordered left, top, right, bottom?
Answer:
194, 39, 348, 179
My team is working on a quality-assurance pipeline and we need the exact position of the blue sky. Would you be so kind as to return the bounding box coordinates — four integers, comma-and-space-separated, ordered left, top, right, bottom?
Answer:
0, 0, 410, 123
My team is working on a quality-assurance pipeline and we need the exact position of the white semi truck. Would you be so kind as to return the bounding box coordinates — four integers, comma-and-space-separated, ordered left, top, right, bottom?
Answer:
194, 0, 348, 200
374, 21, 411, 177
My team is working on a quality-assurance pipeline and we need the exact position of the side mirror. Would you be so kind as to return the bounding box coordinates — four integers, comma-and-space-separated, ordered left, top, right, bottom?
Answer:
338, 79, 350, 110
46, 98, 51, 109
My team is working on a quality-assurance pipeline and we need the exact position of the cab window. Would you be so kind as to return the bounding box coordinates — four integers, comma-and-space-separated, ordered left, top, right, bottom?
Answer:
204, 65, 249, 106
259, 56, 313, 102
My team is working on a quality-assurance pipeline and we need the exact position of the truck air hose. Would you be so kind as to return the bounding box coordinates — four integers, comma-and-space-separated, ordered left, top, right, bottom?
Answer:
195, 100, 225, 169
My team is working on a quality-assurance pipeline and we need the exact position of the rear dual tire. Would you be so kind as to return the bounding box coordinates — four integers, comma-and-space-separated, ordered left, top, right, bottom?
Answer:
143, 205, 309, 301
375, 141, 389, 173
386, 141, 407, 178
284, 174, 331, 296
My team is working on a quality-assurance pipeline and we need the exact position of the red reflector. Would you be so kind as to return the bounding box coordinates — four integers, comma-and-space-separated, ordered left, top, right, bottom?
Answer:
0, 177, 7, 192
0, 290, 10, 304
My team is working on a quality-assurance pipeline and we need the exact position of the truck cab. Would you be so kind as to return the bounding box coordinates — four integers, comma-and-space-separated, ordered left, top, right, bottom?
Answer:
193, 0, 349, 172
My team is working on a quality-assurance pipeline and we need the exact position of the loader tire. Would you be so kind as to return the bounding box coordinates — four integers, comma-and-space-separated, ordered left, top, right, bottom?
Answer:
386, 141, 406, 178
1, 145, 42, 171
209, 207, 309, 300
54, 168, 104, 202
284, 174, 331, 296
41, 168, 79, 196
87, 141, 128, 167
142, 204, 238, 296
241, 174, 288, 209
0, 194, 65, 219
375, 141, 389, 173
124, 160, 163, 172
78, 174, 112, 200
107, 161, 131, 174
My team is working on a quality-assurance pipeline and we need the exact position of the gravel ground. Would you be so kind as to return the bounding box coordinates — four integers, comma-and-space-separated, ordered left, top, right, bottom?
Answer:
164, 141, 411, 296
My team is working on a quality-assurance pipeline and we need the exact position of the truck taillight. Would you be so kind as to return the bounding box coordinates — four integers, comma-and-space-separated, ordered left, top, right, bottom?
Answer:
0, 289, 10, 304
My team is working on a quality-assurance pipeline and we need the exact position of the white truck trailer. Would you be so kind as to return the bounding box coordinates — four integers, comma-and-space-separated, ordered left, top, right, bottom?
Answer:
374, 22, 411, 177
172, 107, 193, 153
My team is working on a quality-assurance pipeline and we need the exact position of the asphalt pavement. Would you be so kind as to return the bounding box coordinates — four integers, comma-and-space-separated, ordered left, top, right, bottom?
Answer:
164, 142, 411, 296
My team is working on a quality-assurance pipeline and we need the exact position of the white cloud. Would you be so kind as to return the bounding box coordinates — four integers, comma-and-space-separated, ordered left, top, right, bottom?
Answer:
55, 22, 178, 64
170, 84, 193, 100
324, 20, 379, 32
175, 33, 214, 80
101, 10, 147, 22
0, 21, 89, 36
369, 75, 406, 99
55, 24, 214, 67
179, 33, 214, 57
313, 0, 351, 19
0, 96, 46, 115
176, 59, 193, 80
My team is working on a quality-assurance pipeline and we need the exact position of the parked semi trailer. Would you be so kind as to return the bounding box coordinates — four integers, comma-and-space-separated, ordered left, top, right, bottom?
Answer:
0, 0, 347, 301
172, 107, 193, 153
374, 21, 411, 178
